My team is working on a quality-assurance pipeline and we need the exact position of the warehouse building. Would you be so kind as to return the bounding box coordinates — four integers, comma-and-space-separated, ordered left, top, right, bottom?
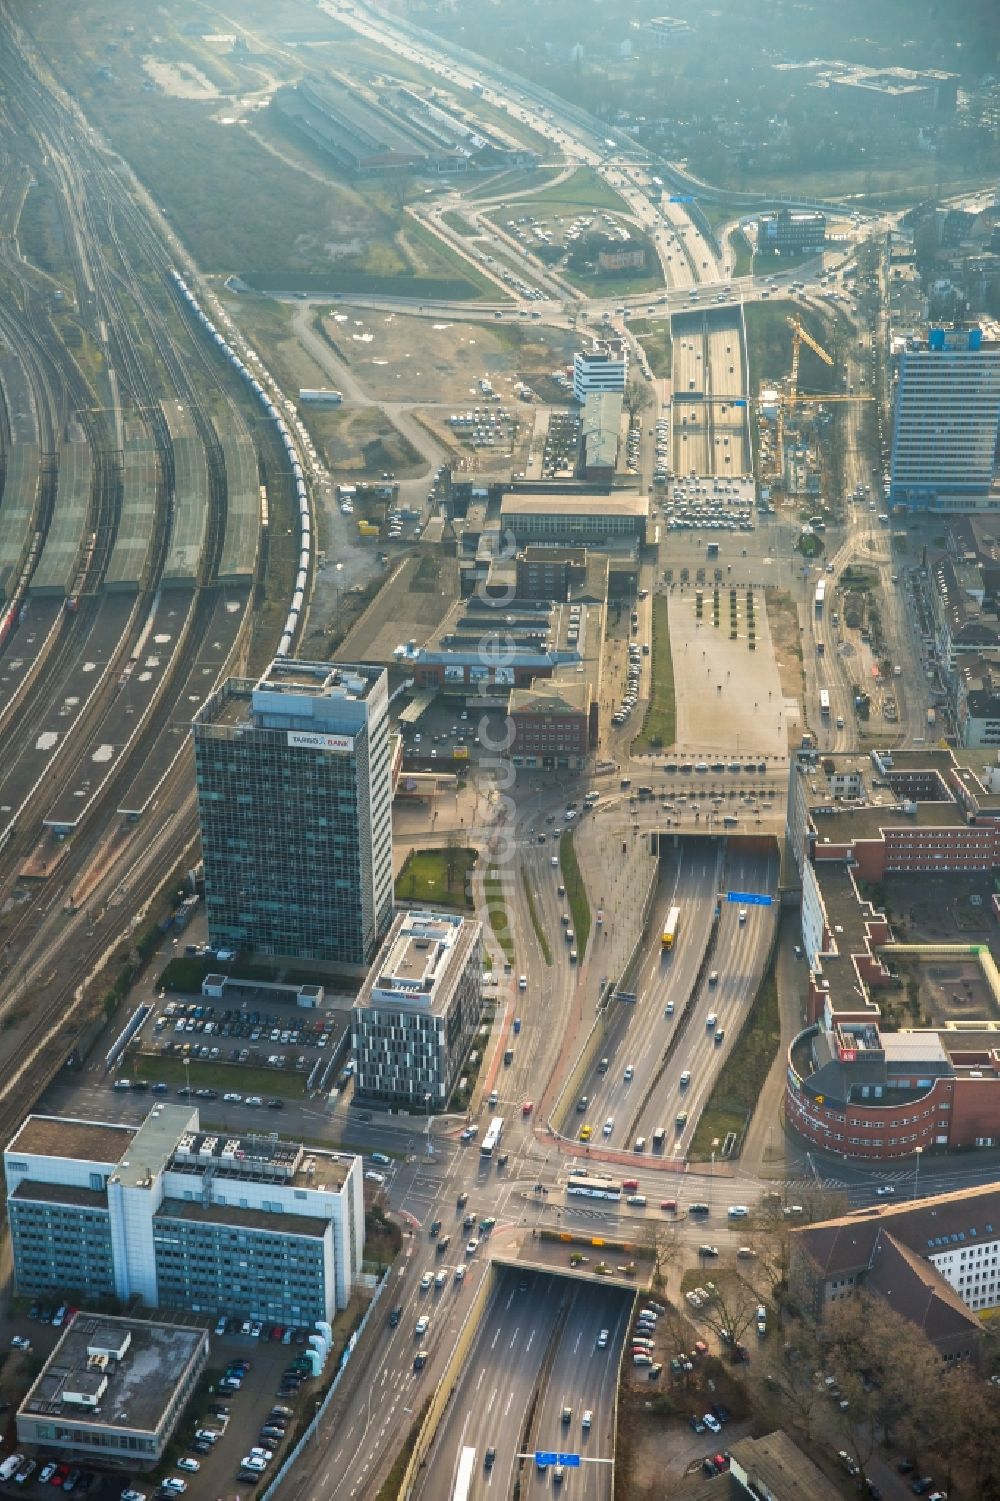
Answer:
16, 1314, 207, 1473
353, 910, 483, 1110
5, 1106, 364, 1324
581, 391, 623, 481
499, 492, 649, 545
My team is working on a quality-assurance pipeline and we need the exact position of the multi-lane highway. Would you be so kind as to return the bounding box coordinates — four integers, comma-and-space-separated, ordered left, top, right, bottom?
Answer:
416, 1271, 629, 1501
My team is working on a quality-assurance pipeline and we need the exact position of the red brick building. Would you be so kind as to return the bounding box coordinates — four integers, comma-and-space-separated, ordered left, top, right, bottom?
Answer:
508, 680, 595, 769
785, 746, 1000, 1160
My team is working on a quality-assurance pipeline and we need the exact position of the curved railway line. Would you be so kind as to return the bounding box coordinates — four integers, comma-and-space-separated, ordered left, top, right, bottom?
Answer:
0, 21, 310, 1152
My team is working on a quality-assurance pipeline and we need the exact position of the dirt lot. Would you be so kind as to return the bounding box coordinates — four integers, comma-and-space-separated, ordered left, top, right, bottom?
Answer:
765, 589, 805, 747
317, 307, 575, 406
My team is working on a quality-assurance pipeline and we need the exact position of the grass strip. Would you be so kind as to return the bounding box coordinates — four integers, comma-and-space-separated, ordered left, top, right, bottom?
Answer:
520, 867, 552, 966
633, 594, 675, 752
130, 1054, 308, 1099
395, 846, 477, 909
558, 829, 591, 961
484, 866, 516, 966
373, 1399, 431, 1501
688, 935, 780, 1160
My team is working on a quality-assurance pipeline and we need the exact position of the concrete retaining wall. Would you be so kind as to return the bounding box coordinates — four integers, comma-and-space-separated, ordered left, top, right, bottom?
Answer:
399, 1262, 497, 1499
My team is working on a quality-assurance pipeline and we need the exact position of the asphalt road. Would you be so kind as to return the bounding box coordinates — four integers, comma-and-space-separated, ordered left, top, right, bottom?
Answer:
416, 1271, 630, 1501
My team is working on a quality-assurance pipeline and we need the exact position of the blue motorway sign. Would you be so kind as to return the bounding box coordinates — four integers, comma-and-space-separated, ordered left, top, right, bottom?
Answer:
726, 891, 773, 907
558, 1455, 582, 1468
733, 399, 748, 408
535, 1453, 581, 1468
669, 194, 695, 202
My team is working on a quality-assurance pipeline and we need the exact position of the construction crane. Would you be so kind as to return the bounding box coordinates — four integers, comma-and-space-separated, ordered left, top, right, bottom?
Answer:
775, 317, 834, 478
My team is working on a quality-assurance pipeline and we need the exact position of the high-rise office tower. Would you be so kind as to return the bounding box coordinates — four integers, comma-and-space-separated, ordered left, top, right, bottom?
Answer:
194, 659, 393, 966
889, 325, 1000, 509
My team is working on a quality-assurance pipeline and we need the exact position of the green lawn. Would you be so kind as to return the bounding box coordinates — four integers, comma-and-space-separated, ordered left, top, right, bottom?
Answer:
558, 830, 590, 961
628, 318, 672, 379
688, 934, 781, 1160
396, 847, 477, 909
493, 167, 629, 221
633, 595, 676, 752
521, 866, 552, 966
130, 1054, 309, 1100
463, 165, 563, 202
440, 210, 479, 238
483, 866, 516, 966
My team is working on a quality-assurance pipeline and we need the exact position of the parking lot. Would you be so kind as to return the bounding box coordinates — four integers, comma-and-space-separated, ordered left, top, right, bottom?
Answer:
118, 989, 352, 1105
0, 1313, 337, 1500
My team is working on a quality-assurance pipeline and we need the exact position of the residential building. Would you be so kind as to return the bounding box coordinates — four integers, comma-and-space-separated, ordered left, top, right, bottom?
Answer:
581, 391, 622, 481
727, 1430, 841, 1500
194, 659, 394, 967
821, 65, 958, 120
353, 910, 483, 1109
515, 546, 589, 603
499, 492, 649, 545
790, 1184, 1000, 1359
784, 746, 1000, 1159
572, 338, 628, 401
4, 1106, 364, 1324
509, 677, 595, 768
957, 652, 1000, 748
889, 325, 1000, 509
645, 16, 692, 48
597, 244, 646, 273
17, 1314, 207, 1473
757, 209, 827, 255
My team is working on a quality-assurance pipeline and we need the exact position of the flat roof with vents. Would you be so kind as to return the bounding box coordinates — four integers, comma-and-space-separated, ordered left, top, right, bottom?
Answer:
18, 1313, 206, 1443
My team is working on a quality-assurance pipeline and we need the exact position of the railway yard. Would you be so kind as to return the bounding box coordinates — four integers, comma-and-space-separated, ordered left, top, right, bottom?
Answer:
0, 14, 308, 1171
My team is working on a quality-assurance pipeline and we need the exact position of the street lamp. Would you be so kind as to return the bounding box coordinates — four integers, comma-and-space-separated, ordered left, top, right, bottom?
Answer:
913, 1145, 922, 1202
424, 1092, 433, 1157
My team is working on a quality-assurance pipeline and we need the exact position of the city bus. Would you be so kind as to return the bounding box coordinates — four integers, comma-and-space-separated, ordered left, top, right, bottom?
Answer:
566, 1173, 623, 1202
819, 689, 831, 718
480, 1116, 504, 1158
452, 1446, 476, 1501
662, 905, 680, 949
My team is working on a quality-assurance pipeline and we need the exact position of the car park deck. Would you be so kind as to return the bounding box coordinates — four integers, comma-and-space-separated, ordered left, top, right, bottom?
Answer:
43, 586, 195, 832
29, 439, 93, 597
163, 401, 208, 586
217, 422, 260, 583
105, 423, 160, 590
0, 444, 41, 601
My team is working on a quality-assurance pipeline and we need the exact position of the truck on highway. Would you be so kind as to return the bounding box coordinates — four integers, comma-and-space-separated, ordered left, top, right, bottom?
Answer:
927, 708, 937, 727
661, 906, 680, 950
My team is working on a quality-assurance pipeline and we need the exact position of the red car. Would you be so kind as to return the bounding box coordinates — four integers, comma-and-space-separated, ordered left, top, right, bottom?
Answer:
521, 1100, 534, 1116
660, 1199, 677, 1213
51, 1465, 70, 1487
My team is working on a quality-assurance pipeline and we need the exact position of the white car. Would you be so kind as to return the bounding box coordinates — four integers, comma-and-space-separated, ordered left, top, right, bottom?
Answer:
679, 1070, 691, 1087
703, 1413, 722, 1434
624, 1064, 634, 1081
875, 1185, 896, 1198
685, 1291, 703, 1310
596, 1328, 609, 1348
706, 1014, 717, 1030
121, 1492, 147, 1501
415, 1316, 429, 1337
240, 1458, 267, 1474
176, 1459, 200, 1473
727, 1205, 749, 1219
223, 1092, 242, 1104
466, 1239, 480, 1256
519, 975, 528, 990
582, 1409, 592, 1430
602, 1117, 614, 1137
10, 1335, 30, 1350
550, 855, 559, 867
420, 1272, 433, 1291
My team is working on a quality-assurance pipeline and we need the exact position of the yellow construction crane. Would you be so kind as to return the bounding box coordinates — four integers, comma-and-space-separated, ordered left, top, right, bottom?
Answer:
775, 317, 835, 477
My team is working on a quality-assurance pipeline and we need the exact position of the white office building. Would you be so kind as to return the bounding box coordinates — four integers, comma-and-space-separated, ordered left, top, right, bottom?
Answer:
573, 338, 628, 402
889, 325, 1000, 510
353, 910, 483, 1110
5, 1106, 365, 1324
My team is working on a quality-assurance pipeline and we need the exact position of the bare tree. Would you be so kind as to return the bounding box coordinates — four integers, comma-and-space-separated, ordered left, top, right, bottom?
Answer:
623, 377, 653, 420
693, 1268, 760, 1353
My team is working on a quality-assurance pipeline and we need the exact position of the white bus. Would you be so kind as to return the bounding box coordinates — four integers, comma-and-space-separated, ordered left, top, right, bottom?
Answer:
481, 1116, 504, 1158
662, 905, 680, 950
567, 1173, 622, 1202
819, 689, 831, 717
453, 1446, 476, 1501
